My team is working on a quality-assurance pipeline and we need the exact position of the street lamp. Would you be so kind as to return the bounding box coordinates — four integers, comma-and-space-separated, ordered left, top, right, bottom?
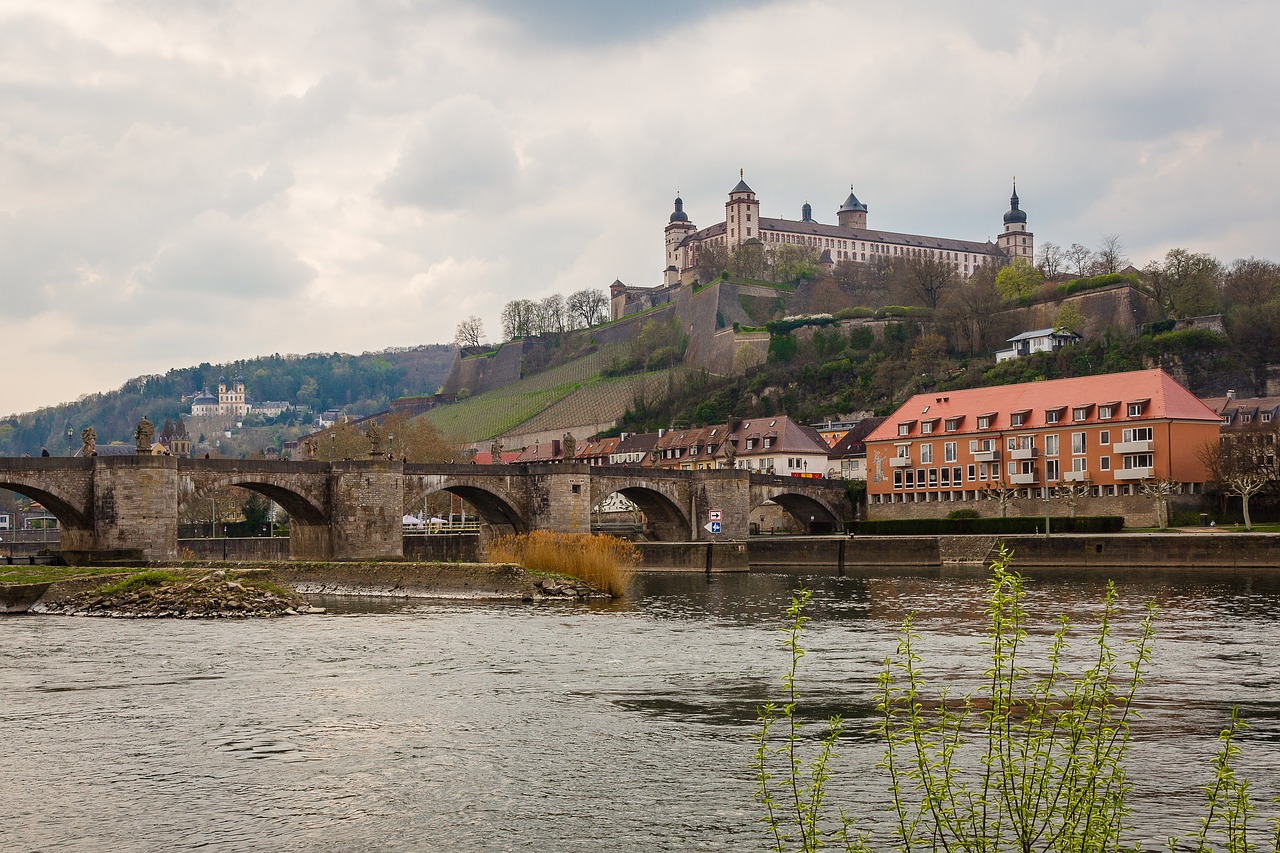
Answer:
66, 423, 73, 457
1043, 453, 1051, 537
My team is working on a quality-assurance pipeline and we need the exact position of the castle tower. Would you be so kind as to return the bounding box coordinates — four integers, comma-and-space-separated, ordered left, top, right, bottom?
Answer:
725, 170, 760, 249
998, 180, 1034, 262
836, 185, 868, 229
801, 202, 814, 223
664, 194, 696, 286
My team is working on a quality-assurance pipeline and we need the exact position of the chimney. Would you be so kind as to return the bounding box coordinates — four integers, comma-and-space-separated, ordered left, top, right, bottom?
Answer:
551, 439, 561, 458
658, 428, 667, 438
1227, 389, 1236, 401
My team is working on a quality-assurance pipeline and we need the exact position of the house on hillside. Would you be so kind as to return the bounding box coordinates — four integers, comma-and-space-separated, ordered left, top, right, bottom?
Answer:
825, 417, 886, 480
864, 369, 1222, 526
994, 328, 1080, 362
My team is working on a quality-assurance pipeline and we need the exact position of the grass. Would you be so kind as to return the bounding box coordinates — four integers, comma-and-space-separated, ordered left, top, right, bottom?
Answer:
486, 531, 638, 597
97, 570, 184, 595
0, 565, 141, 585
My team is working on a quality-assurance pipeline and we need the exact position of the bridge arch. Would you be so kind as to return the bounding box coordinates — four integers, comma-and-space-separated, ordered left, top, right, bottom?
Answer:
178, 468, 332, 559
591, 483, 691, 542
403, 476, 526, 537
751, 490, 844, 534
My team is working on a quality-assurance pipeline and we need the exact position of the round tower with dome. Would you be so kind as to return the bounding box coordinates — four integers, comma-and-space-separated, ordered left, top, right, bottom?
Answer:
663, 194, 696, 286
997, 180, 1033, 261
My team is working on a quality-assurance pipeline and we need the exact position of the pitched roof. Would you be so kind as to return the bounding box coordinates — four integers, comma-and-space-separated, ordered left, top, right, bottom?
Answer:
680, 216, 997, 255
828, 417, 887, 458
866, 370, 1221, 443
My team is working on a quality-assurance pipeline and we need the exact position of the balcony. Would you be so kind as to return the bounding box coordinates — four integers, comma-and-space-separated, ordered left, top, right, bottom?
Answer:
1114, 466, 1154, 480
1009, 471, 1038, 485
890, 456, 912, 468
972, 449, 1000, 462
1063, 470, 1088, 482
1113, 439, 1153, 454
1010, 447, 1038, 460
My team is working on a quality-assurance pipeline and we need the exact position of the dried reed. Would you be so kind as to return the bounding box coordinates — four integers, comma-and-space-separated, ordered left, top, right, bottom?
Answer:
486, 531, 639, 597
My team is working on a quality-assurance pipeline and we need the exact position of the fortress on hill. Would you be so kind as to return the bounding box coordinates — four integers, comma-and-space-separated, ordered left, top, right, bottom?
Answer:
611, 173, 1033, 320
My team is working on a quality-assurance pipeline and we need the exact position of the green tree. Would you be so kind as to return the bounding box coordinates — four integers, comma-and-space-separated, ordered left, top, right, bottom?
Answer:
1144, 248, 1222, 318
1054, 301, 1087, 334
995, 256, 1044, 301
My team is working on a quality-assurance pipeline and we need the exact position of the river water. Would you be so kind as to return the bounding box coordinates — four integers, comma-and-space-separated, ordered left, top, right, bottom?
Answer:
2, 567, 1279, 852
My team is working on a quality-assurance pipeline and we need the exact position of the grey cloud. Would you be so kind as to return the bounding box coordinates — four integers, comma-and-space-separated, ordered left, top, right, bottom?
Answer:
139, 213, 316, 300
472, 0, 774, 44
379, 95, 520, 212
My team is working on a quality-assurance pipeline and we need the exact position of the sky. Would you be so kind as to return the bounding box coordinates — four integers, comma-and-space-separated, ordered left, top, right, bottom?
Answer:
3, 0, 1279, 416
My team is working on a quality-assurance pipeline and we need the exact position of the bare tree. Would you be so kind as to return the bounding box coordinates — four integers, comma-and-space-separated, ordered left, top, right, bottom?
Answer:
1064, 243, 1095, 278
690, 242, 729, 284
939, 265, 1004, 355
500, 299, 539, 340
897, 256, 957, 310
1143, 248, 1222, 319
1199, 427, 1277, 530
1054, 479, 1093, 518
454, 315, 485, 348
1036, 241, 1065, 278
1138, 478, 1178, 529
981, 481, 1020, 518
567, 288, 609, 328
1094, 234, 1128, 275
540, 294, 567, 335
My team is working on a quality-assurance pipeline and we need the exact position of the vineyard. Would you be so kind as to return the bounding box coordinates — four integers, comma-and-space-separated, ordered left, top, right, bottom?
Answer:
422, 344, 687, 442
423, 349, 614, 441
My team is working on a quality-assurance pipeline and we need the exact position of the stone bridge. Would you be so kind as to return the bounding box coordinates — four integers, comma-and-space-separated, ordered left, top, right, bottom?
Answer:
0, 456, 852, 564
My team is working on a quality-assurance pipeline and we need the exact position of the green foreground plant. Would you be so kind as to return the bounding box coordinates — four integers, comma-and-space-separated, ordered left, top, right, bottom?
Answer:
754, 547, 1280, 852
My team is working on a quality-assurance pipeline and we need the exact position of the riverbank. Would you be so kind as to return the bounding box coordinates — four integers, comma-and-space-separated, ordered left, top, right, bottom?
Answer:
2, 561, 607, 616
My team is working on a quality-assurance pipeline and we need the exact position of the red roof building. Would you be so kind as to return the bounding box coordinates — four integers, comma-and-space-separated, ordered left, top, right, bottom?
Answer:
864, 369, 1221, 513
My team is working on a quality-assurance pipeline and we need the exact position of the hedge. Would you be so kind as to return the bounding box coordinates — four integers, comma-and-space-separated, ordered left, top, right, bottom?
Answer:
850, 516, 1125, 535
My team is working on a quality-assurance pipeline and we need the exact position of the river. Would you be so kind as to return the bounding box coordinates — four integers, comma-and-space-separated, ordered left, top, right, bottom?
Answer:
2, 567, 1279, 852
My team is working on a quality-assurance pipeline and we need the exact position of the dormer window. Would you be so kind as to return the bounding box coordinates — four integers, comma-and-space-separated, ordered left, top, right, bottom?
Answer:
1073, 406, 1091, 422
921, 420, 935, 434
1010, 410, 1028, 427
945, 417, 963, 432
1264, 412, 1273, 423
1045, 410, 1061, 424
1127, 400, 1148, 417
977, 414, 994, 430
898, 423, 912, 436
1098, 405, 1115, 420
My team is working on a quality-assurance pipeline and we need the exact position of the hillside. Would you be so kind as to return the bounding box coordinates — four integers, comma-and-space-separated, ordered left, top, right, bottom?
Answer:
0, 345, 455, 456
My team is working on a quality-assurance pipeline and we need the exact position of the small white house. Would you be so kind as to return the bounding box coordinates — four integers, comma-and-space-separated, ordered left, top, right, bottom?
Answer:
995, 328, 1081, 362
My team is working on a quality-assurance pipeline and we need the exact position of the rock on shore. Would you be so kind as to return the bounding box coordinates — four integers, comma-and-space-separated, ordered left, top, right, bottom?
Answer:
37, 570, 322, 619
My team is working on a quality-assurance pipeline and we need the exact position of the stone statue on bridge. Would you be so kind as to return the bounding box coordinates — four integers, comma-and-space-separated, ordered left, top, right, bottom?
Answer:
561, 432, 576, 462
490, 439, 502, 464
302, 437, 318, 460
134, 417, 154, 453
365, 423, 382, 454
81, 426, 97, 457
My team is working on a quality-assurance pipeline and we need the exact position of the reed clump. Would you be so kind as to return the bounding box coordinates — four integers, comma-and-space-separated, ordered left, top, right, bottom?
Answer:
486, 531, 639, 597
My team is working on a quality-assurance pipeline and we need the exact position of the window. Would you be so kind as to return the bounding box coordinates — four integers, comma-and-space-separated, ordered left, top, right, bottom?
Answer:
945, 417, 962, 432
977, 415, 993, 430
1072, 457, 1088, 473
953, 466, 963, 484
896, 445, 910, 459
915, 469, 924, 486
1122, 427, 1153, 443
1128, 402, 1145, 417
1099, 405, 1114, 420
1007, 436, 1018, 451
894, 470, 903, 489
1264, 412, 1274, 423
1008, 462, 1018, 478
920, 443, 933, 464
1045, 410, 1061, 424
967, 464, 976, 481
944, 442, 957, 463
1099, 430, 1110, 445
1045, 434, 1059, 456
1073, 407, 1090, 422
1046, 459, 1060, 480
1011, 412, 1026, 427
978, 464, 988, 481
898, 423, 911, 436
1124, 454, 1154, 469
921, 421, 935, 434
928, 468, 938, 487
1100, 456, 1110, 471
1072, 432, 1087, 454
940, 468, 950, 486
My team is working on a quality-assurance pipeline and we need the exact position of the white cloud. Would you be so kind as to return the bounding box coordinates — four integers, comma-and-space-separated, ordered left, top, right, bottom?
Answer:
3, 0, 1280, 414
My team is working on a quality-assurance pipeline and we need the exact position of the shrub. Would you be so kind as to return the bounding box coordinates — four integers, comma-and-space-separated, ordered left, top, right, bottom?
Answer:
833, 307, 874, 320
754, 549, 1275, 852
485, 531, 638, 597
944, 508, 981, 520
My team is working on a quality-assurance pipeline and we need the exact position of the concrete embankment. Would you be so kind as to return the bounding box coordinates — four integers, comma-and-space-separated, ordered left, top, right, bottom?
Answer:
640, 533, 1280, 573
272, 561, 560, 599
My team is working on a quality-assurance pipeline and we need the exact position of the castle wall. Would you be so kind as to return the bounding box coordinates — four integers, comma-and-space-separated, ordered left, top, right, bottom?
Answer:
994, 283, 1158, 339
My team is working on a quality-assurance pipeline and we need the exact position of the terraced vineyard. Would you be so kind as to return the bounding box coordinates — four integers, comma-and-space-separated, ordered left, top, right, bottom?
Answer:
514, 370, 682, 437
423, 349, 614, 441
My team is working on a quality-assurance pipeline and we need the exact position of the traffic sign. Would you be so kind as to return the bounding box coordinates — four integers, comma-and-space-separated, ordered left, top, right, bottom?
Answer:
704, 521, 722, 534
709, 509, 722, 521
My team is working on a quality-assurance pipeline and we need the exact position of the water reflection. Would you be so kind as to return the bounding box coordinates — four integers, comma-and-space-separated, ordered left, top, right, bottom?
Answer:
2, 566, 1277, 852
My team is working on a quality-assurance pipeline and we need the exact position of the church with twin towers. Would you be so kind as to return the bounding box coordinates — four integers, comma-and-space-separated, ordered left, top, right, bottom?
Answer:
660, 172, 1033, 286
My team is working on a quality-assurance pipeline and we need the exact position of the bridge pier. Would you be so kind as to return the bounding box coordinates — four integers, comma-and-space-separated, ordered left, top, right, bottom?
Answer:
327, 461, 405, 560
63, 456, 180, 565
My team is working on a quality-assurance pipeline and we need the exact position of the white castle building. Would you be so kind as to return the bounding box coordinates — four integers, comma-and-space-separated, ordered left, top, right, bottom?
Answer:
190, 375, 252, 418
660, 174, 1033, 286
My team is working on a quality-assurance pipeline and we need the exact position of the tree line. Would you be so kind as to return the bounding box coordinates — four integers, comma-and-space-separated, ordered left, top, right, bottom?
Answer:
455, 288, 610, 347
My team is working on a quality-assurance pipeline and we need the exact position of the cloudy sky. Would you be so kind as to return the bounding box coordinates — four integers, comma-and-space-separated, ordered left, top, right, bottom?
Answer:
3, 1, 1278, 415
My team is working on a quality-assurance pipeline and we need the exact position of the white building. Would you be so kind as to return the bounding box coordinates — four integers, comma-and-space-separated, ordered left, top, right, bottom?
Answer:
994, 328, 1081, 362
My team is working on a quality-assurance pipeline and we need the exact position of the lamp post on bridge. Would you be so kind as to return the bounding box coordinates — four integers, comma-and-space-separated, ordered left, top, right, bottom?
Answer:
66, 423, 73, 458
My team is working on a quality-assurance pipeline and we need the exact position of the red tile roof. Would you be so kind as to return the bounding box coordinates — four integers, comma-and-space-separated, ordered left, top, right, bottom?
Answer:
866, 369, 1220, 443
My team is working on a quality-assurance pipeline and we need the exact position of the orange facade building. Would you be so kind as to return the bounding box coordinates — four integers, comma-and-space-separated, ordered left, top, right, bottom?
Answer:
864, 370, 1221, 512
